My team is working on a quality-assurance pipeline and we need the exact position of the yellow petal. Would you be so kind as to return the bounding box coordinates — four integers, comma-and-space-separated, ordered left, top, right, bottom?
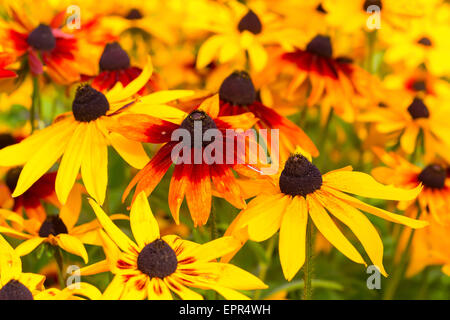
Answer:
102, 275, 125, 300
88, 198, 137, 253
81, 121, 108, 204
15, 237, 45, 257
59, 183, 84, 231
55, 234, 88, 263
323, 170, 422, 201
307, 194, 365, 265
212, 263, 267, 290
164, 277, 203, 300
316, 191, 387, 276
138, 90, 194, 105
78, 259, 110, 276
247, 41, 268, 72
198, 94, 220, 119
147, 278, 173, 300
400, 125, 419, 154
196, 35, 226, 69
12, 122, 76, 197
0, 234, 21, 282
323, 186, 428, 229
184, 236, 241, 262
247, 196, 290, 242
130, 192, 160, 248
55, 123, 89, 204
279, 196, 308, 281
209, 284, 251, 300
108, 132, 149, 169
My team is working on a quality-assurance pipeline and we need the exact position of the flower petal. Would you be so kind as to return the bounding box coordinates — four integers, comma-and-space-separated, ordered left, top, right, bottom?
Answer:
55, 234, 88, 263
130, 192, 160, 248
15, 237, 45, 257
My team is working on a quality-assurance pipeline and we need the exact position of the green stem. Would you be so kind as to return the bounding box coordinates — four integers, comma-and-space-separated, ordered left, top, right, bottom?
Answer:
209, 201, 218, 241
54, 247, 66, 289
254, 236, 276, 300
303, 216, 314, 300
30, 76, 41, 132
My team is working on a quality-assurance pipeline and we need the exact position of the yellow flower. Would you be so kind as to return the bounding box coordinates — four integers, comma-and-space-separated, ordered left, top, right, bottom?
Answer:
0, 233, 45, 300
81, 192, 267, 300
193, 0, 302, 72
224, 152, 427, 281
0, 184, 128, 263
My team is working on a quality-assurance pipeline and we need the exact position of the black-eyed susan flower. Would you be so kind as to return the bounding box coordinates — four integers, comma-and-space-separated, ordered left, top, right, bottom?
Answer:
193, 0, 302, 71
0, 60, 185, 205
34, 282, 102, 300
0, 234, 45, 300
112, 94, 261, 226
0, 5, 89, 84
0, 183, 128, 263
81, 192, 267, 300
224, 152, 427, 281
271, 34, 378, 122
359, 95, 450, 162
87, 42, 164, 94
372, 148, 450, 225
217, 70, 318, 161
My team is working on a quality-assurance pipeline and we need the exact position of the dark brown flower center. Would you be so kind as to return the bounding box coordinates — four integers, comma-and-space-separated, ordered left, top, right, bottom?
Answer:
306, 35, 332, 58
237, 10, 262, 35
27, 24, 56, 51
99, 42, 131, 71
125, 8, 143, 20
316, 3, 327, 14
407, 97, 429, 119
38, 215, 68, 237
5, 167, 22, 193
0, 280, 33, 300
137, 239, 178, 279
279, 154, 323, 197
411, 80, 426, 92
417, 37, 432, 47
0, 133, 15, 150
363, 0, 382, 11
72, 84, 109, 122
418, 164, 446, 189
219, 71, 256, 106
179, 110, 218, 148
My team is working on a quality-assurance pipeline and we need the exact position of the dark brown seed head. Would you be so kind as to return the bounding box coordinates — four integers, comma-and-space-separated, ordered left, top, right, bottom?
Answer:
407, 97, 429, 119
417, 37, 432, 47
0, 133, 15, 150
219, 71, 256, 106
363, 0, 382, 11
38, 215, 69, 237
27, 24, 56, 51
99, 42, 131, 71
418, 164, 446, 189
279, 154, 323, 197
0, 280, 33, 300
237, 10, 262, 35
125, 8, 143, 20
72, 84, 109, 122
180, 110, 218, 148
5, 167, 22, 193
137, 239, 178, 279
306, 35, 332, 58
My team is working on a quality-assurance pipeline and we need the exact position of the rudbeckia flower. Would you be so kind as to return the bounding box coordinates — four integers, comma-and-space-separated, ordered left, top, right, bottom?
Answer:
358, 95, 450, 162
1, 6, 86, 84
0, 234, 45, 300
87, 42, 164, 94
224, 152, 427, 281
194, 0, 302, 71
112, 94, 262, 226
80, 192, 267, 300
34, 282, 102, 300
217, 70, 318, 160
372, 148, 450, 225
271, 34, 378, 122
0, 60, 173, 205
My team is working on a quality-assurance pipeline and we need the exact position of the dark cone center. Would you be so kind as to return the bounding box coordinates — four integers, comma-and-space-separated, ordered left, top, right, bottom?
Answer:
0, 133, 15, 150
411, 80, 426, 92
27, 24, 56, 51
0, 280, 33, 300
99, 42, 131, 71
279, 154, 323, 197
219, 71, 256, 106
125, 8, 143, 20
137, 239, 178, 279
72, 84, 109, 122
237, 10, 262, 34
418, 165, 446, 189
5, 167, 22, 193
417, 37, 432, 47
363, 0, 382, 11
316, 3, 327, 14
407, 97, 429, 119
306, 35, 332, 58
38, 215, 68, 237
180, 110, 218, 148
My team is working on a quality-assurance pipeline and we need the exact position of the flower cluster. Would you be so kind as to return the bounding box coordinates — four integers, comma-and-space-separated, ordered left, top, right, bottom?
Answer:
0, 0, 449, 300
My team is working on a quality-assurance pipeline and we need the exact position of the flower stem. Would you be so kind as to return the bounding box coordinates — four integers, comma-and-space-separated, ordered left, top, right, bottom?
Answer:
30, 76, 41, 132
54, 247, 66, 289
254, 236, 276, 300
210, 200, 218, 241
303, 216, 314, 300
